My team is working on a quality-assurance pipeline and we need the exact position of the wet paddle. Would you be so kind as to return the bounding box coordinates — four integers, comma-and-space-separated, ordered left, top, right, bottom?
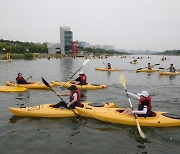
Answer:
41, 77, 80, 118
119, 74, 146, 139
103, 62, 108, 67
137, 63, 160, 70
61, 59, 89, 87
26, 75, 32, 81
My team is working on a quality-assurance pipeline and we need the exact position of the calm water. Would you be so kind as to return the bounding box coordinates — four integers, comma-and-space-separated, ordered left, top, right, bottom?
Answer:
0, 55, 179, 154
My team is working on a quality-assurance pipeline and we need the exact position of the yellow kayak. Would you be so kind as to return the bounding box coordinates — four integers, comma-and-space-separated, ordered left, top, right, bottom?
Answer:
95, 67, 121, 71
0, 85, 27, 92
9, 102, 116, 117
159, 71, 180, 75
130, 61, 138, 64
136, 69, 159, 72
51, 81, 108, 90
6, 81, 54, 89
75, 107, 180, 127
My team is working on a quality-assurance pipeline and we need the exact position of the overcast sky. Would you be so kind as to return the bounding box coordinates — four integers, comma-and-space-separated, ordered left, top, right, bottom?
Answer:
0, 0, 180, 51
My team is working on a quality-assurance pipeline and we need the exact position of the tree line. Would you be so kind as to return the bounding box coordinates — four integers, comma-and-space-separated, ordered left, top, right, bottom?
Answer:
158, 50, 180, 55
0, 39, 48, 54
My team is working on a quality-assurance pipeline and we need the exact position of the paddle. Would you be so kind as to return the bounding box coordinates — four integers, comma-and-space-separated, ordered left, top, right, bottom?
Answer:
119, 74, 146, 139
61, 59, 89, 87
103, 62, 108, 67
159, 67, 166, 69
137, 63, 160, 70
26, 75, 32, 81
41, 77, 80, 118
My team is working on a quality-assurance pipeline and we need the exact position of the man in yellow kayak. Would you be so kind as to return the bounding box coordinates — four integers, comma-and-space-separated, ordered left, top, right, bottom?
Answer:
168, 64, 176, 72
147, 63, 152, 70
107, 63, 112, 69
53, 85, 82, 109
16, 73, 30, 84
122, 91, 153, 117
74, 71, 87, 85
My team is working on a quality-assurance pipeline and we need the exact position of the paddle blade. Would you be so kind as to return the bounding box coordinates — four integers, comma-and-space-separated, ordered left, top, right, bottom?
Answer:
42, 77, 51, 88
83, 59, 89, 66
136, 119, 146, 139
159, 67, 165, 69
119, 74, 126, 88
137, 68, 143, 70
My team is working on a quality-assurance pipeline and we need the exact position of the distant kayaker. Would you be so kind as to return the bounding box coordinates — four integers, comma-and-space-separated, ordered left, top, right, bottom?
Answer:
54, 85, 82, 109
147, 63, 152, 70
122, 91, 153, 117
168, 64, 176, 72
74, 71, 87, 85
16, 73, 30, 84
107, 63, 112, 69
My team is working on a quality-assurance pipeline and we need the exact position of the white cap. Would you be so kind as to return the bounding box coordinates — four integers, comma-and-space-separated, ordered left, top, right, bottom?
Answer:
137, 91, 149, 97
78, 71, 84, 75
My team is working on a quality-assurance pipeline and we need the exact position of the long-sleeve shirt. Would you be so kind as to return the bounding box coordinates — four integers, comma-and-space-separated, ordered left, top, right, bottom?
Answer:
127, 92, 148, 115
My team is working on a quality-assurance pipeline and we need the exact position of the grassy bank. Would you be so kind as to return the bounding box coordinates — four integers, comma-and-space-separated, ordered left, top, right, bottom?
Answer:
0, 53, 67, 60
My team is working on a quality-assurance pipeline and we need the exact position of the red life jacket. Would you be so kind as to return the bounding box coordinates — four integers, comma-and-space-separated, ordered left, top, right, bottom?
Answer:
79, 74, 87, 84
139, 96, 152, 110
16, 76, 24, 81
70, 89, 81, 102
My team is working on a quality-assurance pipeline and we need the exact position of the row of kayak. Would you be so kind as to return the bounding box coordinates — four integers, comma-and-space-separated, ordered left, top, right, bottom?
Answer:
3, 81, 108, 92
136, 68, 180, 75
96, 67, 180, 75
2, 69, 179, 93
9, 102, 180, 127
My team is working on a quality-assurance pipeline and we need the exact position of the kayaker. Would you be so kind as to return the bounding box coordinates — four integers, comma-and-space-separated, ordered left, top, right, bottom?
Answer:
168, 64, 176, 72
54, 85, 82, 109
107, 63, 112, 69
122, 91, 153, 117
147, 63, 152, 70
74, 71, 87, 85
16, 73, 30, 84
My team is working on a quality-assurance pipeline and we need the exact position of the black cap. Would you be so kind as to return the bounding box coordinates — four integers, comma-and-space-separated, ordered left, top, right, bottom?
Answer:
69, 85, 77, 90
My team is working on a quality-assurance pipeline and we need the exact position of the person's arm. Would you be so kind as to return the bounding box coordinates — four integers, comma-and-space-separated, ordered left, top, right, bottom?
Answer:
75, 77, 80, 81
133, 106, 147, 114
67, 93, 77, 108
56, 93, 69, 97
127, 92, 140, 100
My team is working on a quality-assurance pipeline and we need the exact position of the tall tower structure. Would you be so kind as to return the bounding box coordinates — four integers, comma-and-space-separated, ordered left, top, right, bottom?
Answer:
60, 27, 73, 54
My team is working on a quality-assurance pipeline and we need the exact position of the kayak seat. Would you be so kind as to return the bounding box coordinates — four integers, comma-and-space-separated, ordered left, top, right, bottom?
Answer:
49, 104, 55, 107
162, 113, 180, 119
91, 84, 100, 86
79, 103, 84, 108
89, 103, 104, 107
152, 112, 157, 117
116, 109, 124, 113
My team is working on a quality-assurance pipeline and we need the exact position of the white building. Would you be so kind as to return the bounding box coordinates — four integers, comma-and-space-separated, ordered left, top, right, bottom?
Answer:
47, 43, 60, 54
60, 27, 73, 54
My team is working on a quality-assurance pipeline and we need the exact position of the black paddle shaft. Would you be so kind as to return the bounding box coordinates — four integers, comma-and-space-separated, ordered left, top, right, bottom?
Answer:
41, 77, 80, 117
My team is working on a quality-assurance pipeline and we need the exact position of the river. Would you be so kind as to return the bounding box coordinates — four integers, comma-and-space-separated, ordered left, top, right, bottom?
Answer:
0, 55, 179, 154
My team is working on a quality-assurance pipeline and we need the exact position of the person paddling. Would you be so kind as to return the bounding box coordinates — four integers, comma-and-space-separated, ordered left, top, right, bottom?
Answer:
168, 64, 176, 72
107, 63, 112, 69
54, 85, 82, 109
74, 71, 87, 85
147, 63, 152, 70
16, 73, 30, 84
122, 91, 153, 117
